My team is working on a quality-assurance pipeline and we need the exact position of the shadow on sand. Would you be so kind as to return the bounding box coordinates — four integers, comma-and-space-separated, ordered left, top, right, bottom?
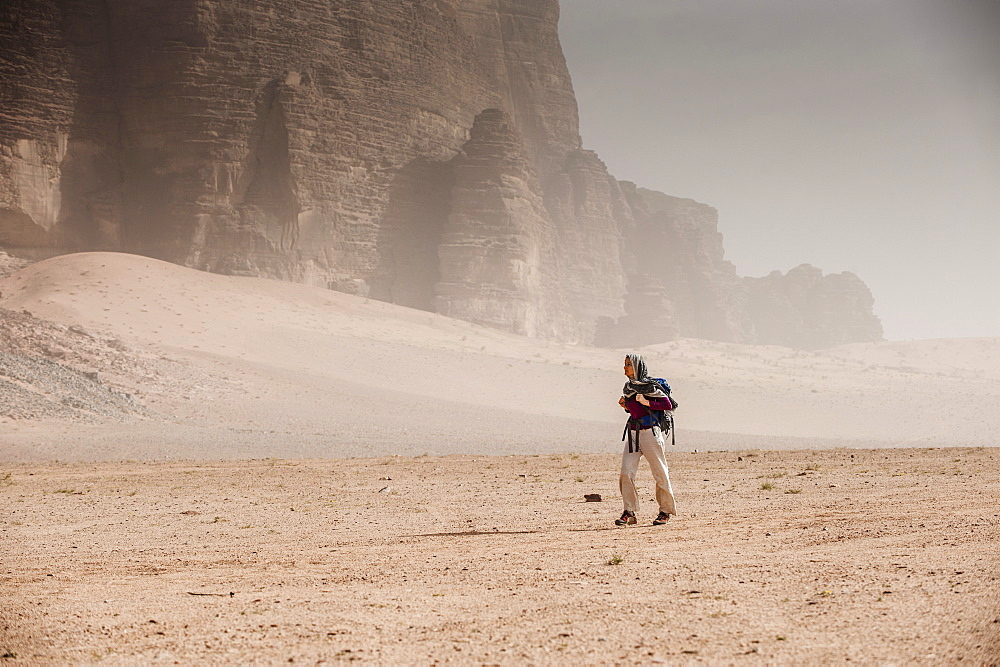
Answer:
403, 525, 662, 538
402, 529, 541, 538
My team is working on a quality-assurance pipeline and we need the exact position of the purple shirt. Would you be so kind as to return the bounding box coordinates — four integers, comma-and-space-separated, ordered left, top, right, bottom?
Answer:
624, 395, 674, 421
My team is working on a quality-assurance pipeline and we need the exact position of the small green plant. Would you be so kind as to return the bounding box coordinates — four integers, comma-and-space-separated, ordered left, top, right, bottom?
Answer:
784, 488, 802, 494
760, 483, 773, 490
0, 473, 12, 487
805, 463, 820, 471
574, 476, 585, 482
2, 650, 18, 659
607, 554, 624, 565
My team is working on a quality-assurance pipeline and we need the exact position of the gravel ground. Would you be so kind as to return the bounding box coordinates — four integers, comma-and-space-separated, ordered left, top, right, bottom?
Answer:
0, 308, 165, 423
0, 251, 29, 279
1, 448, 997, 664
0, 351, 143, 422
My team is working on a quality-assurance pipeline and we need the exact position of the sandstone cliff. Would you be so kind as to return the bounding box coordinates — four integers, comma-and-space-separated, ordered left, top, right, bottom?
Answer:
435, 108, 566, 337
0, 0, 882, 348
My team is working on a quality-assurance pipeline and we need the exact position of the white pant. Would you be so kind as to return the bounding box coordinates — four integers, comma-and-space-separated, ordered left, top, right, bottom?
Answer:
620, 426, 677, 515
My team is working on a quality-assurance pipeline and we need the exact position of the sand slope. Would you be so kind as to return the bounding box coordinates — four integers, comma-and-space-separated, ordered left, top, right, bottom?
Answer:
0, 252, 997, 461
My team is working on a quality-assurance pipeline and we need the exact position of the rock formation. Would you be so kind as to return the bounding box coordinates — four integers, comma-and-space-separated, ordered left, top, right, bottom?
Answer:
0, 0, 882, 348
744, 265, 883, 349
435, 109, 566, 337
606, 186, 751, 346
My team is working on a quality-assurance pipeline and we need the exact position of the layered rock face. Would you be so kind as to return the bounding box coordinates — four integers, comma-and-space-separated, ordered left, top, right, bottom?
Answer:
437, 108, 589, 338
0, 0, 881, 348
608, 186, 751, 346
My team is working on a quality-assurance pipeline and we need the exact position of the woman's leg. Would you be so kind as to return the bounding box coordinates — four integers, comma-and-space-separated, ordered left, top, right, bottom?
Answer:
639, 428, 677, 516
619, 445, 643, 513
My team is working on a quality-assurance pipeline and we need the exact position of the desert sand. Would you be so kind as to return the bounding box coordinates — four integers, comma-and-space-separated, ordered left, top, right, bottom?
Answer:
1, 252, 999, 663
2, 449, 998, 664
1, 252, 996, 460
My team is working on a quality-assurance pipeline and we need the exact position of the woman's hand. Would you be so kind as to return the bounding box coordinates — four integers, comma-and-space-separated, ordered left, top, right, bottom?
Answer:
618, 396, 627, 409
634, 393, 650, 406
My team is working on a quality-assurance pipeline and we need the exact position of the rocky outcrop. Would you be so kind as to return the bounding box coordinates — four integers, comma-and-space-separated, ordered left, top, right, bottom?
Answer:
600, 186, 751, 346
745, 265, 884, 349
0, 0, 882, 348
0, 250, 29, 279
435, 108, 567, 337
597, 187, 883, 349
541, 150, 630, 342
0, 308, 148, 422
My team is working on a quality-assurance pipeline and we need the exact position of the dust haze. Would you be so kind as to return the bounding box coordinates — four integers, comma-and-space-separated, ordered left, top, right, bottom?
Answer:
560, 0, 1000, 341
1, 252, 996, 461
1, 1, 999, 663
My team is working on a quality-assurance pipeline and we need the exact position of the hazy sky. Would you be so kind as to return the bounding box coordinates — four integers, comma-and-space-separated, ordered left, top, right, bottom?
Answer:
559, 0, 999, 341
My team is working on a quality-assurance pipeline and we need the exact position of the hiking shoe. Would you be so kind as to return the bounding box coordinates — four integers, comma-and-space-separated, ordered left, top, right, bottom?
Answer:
614, 511, 637, 526
653, 512, 671, 525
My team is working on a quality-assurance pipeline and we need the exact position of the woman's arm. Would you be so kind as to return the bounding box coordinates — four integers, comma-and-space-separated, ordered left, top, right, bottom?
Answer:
646, 396, 674, 411
634, 394, 671, 409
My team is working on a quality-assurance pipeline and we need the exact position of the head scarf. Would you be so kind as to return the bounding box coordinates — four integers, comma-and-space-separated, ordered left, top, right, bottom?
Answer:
622, 353, 667, 399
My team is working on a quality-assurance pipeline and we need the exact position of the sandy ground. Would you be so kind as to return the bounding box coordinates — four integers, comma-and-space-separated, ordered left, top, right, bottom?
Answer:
2, 448, 998, 664
1, 252, 999, 663
1, 253, 997, 461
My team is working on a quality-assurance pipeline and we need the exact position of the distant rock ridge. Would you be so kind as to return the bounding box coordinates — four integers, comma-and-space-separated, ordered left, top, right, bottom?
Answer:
0, 0, 882, 348
744, 264, 883, 349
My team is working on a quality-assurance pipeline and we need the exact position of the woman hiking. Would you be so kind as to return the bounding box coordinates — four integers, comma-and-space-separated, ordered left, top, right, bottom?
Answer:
615, 353, 677, 526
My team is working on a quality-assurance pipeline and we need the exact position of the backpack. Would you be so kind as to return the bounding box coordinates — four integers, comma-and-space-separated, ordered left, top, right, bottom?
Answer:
623, 377, 678, 448
648, 377, 678, 446
649, 377, 679, 411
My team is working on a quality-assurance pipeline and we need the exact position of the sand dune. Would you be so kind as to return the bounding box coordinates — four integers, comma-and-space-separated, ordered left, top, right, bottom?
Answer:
0, 252, 997, 461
